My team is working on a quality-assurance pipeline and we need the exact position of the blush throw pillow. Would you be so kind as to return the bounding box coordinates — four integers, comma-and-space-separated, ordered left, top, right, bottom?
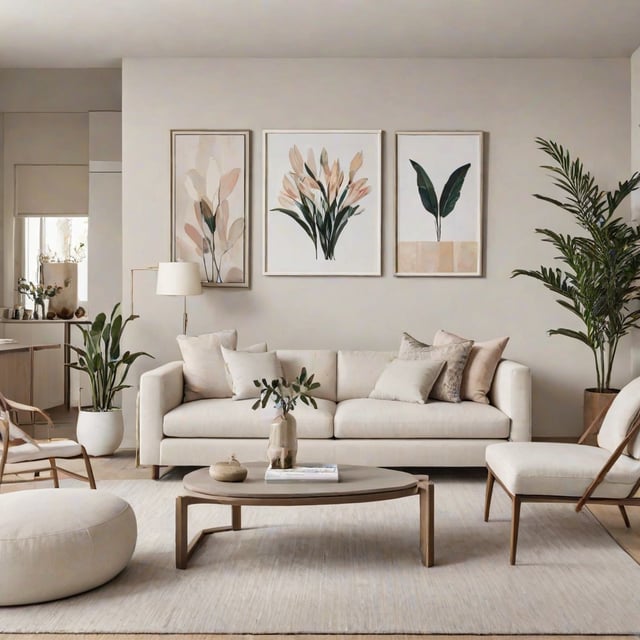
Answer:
221, 347, 283, 401
177, 329, 238, 401
369, 358, 445, 404
398, 332, 473, 403
433, 329, 509, 404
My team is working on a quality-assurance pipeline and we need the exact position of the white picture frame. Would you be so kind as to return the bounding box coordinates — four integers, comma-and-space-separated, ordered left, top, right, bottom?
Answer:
171, 129, 250, 287
264, 129, 382, 276
395, 131, 484, 277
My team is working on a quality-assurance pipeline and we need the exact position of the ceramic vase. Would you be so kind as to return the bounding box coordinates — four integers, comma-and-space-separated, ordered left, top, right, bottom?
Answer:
76, 408, 124, 456
267, 413, 297, 469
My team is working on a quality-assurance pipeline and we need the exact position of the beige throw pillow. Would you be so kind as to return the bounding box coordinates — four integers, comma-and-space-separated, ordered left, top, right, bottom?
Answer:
433, 330, 509, 404
369, 358, 445, 404
398, 332, 473, 403
221, 347, 283, 401
177, 329, 238, 401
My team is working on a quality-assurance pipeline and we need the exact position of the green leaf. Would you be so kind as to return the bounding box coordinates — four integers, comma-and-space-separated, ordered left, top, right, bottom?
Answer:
251, 399, 261, 410
409, 159, 438, 216
200, 199, 216, 235
439, 163, 471, 218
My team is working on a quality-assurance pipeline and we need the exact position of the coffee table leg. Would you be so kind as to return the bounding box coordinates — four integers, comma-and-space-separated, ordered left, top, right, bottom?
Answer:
418, 478, 434, 567
232, 504, 241, 530
176, 495, 189, 570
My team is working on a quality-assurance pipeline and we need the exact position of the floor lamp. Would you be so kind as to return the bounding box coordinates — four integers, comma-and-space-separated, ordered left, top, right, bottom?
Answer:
155, 262, 203, 334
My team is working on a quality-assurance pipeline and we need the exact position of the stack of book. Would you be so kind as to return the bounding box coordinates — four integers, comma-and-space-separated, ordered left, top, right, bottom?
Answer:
264, 463, 339, 483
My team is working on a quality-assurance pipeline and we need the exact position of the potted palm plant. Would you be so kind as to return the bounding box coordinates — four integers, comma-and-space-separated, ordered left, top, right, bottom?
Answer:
68, 303, 153, 455
513, 138, 640, 431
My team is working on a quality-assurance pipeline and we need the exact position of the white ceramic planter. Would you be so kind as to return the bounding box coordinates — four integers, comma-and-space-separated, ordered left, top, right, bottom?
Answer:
76, 409, 124, 456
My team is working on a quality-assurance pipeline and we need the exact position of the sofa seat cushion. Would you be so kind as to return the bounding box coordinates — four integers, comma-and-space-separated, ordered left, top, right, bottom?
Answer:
334, 398, 510, 439
163, 398, 336, 439
486, 442, 640, 499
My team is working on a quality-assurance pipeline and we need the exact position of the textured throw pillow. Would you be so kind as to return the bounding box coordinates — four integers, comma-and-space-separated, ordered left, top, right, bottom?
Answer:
177, 329, 238, 401
369, 358, 445, 404
433, 330, 509, 404
398, 332, 473, 403
221, 347, 283, 401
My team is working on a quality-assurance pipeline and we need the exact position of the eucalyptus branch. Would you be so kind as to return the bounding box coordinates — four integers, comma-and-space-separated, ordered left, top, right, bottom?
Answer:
251, 367, 320, 416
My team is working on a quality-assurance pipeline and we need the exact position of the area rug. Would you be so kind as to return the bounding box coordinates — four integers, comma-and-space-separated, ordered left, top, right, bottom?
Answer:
1, 473, 639, 634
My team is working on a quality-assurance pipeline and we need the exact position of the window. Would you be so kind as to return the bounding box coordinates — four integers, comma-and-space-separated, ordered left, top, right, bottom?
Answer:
22, 216, 88, 308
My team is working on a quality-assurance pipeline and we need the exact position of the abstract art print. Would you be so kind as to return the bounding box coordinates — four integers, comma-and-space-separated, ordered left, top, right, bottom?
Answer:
171, 130, 250, 287
264, 130, 381, 275
395, 131, 484, 276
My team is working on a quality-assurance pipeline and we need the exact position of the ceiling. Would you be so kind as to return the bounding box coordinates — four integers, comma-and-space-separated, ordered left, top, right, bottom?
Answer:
1, 0, 640, 68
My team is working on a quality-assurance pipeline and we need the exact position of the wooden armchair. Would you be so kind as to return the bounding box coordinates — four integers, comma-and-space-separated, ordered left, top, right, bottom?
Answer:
0, 393, 96, 490
484, 377, 640, 564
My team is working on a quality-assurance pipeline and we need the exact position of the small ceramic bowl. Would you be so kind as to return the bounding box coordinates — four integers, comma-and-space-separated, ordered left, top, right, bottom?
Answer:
209, 455, 248, 482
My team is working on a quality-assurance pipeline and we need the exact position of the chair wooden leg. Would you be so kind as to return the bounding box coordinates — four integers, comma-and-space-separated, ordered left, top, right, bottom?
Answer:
619, 505, 631, 528
510, 496, 521, 565
484, 469, 495, 522
81, 447, 97, 489
49, 458, 59, 488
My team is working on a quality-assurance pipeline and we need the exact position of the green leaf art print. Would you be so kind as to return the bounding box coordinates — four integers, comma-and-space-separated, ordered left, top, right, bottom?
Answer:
271, 146, 371, 260
409, 160, 471, 241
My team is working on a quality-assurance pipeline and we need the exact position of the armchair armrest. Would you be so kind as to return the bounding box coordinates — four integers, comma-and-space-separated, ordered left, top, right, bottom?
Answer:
139, 361, 184, 466
489, 359, 532, 442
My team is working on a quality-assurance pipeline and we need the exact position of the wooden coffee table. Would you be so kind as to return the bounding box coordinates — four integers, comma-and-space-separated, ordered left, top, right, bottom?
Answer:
176, 462, 434, 569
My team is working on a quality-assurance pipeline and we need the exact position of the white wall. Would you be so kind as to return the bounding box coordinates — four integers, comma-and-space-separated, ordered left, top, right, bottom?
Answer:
631, 47, 640, 378
122, 57, 631, 448
89, 111, 122, 316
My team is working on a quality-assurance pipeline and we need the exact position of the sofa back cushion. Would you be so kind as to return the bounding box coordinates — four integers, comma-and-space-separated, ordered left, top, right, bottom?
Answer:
337, 350, 396, 401
276, 350, 337, 402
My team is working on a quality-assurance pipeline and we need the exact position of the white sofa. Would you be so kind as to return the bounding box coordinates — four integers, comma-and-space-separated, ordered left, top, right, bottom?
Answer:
139, 349, 531, 473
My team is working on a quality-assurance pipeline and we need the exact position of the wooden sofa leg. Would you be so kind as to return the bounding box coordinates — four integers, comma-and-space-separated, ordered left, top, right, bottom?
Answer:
510, 496, 521, 565
152, 465, 160, 480
619, 505, 631, 528
484, 469, 495, 522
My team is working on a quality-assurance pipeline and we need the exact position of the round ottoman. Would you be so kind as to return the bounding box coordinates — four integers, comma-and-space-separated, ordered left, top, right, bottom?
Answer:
0, 489, 137, 606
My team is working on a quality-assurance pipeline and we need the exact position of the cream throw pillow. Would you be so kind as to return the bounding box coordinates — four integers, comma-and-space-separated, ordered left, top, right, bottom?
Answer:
433, 329, 509, 404
177, 329, 238, 401
369, 358, 445, 404
398, 332, 473, 403
221, 347, 283, 401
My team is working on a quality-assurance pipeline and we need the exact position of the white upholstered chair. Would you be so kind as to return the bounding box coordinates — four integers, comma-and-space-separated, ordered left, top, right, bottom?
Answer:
0, 393, 96, 490
484, 376, 640, 564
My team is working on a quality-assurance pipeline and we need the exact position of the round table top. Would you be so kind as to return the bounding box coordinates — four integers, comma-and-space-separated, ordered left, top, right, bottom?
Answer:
183, 462, 419, 500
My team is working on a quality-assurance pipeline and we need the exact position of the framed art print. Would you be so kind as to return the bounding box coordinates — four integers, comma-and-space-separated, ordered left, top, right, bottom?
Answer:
264, 129, 382, 276
171, 129, 250, 287
395, 131, 484, 276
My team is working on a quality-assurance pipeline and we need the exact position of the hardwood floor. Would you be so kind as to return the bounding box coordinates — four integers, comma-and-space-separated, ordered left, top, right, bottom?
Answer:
1, 414, 638, 639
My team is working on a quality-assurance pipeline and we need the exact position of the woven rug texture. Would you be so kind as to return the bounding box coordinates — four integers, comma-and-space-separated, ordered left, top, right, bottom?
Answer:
0, 474, 638, 634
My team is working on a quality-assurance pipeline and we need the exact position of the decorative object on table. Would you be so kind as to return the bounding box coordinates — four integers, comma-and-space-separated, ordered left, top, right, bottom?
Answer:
209, 455, 248, 482
16, 277, 61, 320
512, 138, 640, 433
395, 131, 484, 276
39, 244, 84, 319
74, 306, 86, 318
264, 130, 382, 276
156, 261, 203, 334
68, 302, 154, 456
264, 462, 339, 483
252, 367, 320, 469
22, 309, 32, 320
171, 130, 250, 287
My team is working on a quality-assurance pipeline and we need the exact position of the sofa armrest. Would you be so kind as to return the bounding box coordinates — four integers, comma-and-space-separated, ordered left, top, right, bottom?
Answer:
489, 359, 532, 442
139, 361, 184, 466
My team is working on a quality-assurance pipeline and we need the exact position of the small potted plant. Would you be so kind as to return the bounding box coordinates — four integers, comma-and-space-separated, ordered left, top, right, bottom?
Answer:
67, 303, 153, 455
17, 277, 61, 319
252, 368, 320, 469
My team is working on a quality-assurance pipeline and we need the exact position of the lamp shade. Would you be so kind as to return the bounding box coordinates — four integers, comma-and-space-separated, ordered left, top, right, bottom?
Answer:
156, 262, 202, 296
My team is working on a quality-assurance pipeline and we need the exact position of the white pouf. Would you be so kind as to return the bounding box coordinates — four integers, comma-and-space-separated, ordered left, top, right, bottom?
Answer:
0, 488, 137, 606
